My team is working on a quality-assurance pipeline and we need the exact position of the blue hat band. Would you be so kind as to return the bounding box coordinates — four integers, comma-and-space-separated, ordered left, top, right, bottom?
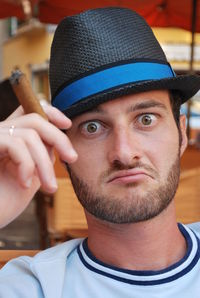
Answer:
52, 61, 176, 111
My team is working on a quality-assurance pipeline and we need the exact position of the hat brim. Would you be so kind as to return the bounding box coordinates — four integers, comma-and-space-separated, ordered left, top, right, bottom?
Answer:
63, 74, 200, 118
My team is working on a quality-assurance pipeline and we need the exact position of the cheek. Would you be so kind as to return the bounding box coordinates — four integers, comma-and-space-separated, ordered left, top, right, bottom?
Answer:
146, 126, 180, 173
69, 141, 107, 180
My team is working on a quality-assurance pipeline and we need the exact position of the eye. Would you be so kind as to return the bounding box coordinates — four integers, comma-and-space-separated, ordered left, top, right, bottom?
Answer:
81, 121, 102, 135
138, 114, 157, 126
86, 122, 99, 133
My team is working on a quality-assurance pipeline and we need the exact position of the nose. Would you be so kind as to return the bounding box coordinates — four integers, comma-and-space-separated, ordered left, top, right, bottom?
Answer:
107, 125, 142, 166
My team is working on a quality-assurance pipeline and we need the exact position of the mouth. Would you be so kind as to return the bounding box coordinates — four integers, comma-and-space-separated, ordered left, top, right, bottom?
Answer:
107, 169, 152, 185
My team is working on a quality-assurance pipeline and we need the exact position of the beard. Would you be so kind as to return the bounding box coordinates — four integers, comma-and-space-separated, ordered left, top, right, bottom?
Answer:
67, 156, 180, 224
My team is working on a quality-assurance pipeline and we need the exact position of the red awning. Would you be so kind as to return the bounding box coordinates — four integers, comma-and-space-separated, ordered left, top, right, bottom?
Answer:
0, 0, 200, 32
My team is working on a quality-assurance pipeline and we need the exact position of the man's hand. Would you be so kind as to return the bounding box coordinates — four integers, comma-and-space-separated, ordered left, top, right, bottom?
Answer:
0, 105, 77, 228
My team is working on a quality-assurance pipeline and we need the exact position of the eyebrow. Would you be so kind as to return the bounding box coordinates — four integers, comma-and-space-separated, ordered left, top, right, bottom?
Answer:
126, 100, 167, 113
78, 99, 167, 118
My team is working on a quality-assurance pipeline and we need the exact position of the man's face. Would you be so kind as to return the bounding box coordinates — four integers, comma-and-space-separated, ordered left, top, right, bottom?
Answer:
67, 90, 187, 224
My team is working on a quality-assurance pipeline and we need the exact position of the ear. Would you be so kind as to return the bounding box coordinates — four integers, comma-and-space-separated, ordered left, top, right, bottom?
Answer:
179, 114, 188, 157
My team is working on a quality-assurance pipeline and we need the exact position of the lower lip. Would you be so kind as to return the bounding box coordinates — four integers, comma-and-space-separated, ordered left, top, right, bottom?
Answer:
109, 174, 148, 185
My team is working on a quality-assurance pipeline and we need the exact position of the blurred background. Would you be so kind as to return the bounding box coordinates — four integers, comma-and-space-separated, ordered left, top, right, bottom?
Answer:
0, 0, 199, 251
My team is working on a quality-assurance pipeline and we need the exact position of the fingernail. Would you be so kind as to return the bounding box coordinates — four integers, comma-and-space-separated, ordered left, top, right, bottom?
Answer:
51, 177, 58, 190
24, 177, 32, 188
71, 150, 78, 158
69, 150, 78, 162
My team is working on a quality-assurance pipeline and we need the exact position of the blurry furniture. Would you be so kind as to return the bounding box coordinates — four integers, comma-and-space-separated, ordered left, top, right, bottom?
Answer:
0, 79, 19, 121
45, 178, 88, 246
196, 132, 200, 149
175, 167, 200, 224
0, 250, 39, 268
180, 144, 200, 170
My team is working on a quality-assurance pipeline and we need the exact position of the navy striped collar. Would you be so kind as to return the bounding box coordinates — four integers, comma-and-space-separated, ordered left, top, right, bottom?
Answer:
77, 223, 200, 286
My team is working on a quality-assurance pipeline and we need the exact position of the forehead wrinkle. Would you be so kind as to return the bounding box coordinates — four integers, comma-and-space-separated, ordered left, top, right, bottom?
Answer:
83, 105, 107, 115
126, 100, 168, 113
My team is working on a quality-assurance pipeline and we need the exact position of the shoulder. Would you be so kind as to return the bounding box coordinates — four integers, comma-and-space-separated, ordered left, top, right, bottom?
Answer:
186, 222, 200, 238
1, 238, 83, 269
0, 238, 83, 297
32, 238, 83, 262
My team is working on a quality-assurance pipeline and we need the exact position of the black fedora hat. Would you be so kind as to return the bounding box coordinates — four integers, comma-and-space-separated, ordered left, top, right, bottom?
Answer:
50, 7, 200, 118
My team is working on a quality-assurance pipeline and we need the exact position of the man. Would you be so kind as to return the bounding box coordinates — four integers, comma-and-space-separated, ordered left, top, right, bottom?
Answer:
0, 6, 200, 297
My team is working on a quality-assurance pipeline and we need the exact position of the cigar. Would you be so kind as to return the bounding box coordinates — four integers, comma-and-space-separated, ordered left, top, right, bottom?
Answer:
10, 70, 48, 120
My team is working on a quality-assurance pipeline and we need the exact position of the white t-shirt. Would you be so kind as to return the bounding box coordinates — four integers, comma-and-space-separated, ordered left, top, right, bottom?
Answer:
64, 223, 200, 298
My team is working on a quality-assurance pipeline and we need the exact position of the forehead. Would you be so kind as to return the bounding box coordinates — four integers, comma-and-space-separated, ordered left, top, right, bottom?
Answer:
101, 89, 170, 111
73, 89, 171, 120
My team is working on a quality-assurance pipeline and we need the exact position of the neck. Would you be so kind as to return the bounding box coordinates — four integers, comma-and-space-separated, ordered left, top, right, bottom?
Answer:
86, 203, 187, 271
